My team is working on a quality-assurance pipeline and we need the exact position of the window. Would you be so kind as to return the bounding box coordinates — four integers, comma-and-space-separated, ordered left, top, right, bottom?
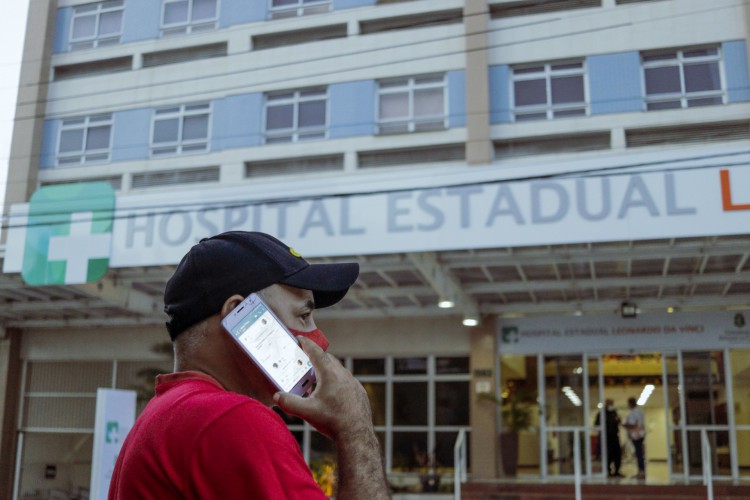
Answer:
161, 0, 218, 36
278, 355, 470, 473
360, 9, 463, 35
245, 154, 344, 178
364, 356, 470, 471
642, 47, 724, 110
54, 56, 132, 80
57, 114, 113, 165
131, 166, 220, 189
269, 0, 331, 19
151, 103, 210, 156
491, 0, 599, 18
377, 74, 447, 134
616, 0, 663, 4
70, 1, 124, 50
252, 24, 347, 50
142, 43, 227, 68
511, 61, 587, 121
264, 88, 327, 143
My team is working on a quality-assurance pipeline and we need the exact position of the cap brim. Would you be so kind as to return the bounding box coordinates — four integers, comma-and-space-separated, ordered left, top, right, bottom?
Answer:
280, 262, 359, 308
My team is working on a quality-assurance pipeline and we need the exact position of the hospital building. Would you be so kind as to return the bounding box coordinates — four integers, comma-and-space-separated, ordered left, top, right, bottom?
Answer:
1, 0, 750, 498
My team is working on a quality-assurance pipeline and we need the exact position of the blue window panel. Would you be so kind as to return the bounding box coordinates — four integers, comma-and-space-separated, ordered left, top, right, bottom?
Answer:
447, 70, 466, 128
111, 109, 151, 162
329, 80, 376, 139
212, 93, 264, 151
40, 120, 60, 169
121, 0, 161, 44
489, 65, 512, 124
333, 0, 376, 10
53, 8, 73, 53
220, 0, 267, 28
588, 51, 643, 115
723, 40, 750, 103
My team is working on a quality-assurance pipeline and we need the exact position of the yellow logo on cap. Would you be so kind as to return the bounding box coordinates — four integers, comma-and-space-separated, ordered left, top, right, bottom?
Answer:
289, 247, 302, 258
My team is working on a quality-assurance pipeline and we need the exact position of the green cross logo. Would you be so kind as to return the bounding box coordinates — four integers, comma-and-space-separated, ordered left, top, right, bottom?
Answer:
501, 326, 519, 344
21, 182, 115, 285
106, 421, 120, 444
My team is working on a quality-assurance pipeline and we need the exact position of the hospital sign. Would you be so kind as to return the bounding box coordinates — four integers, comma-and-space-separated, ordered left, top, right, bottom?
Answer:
4, 159, 749, 285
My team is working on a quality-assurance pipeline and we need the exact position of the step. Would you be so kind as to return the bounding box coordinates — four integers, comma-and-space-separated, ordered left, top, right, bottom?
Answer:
460, 482, 750, 500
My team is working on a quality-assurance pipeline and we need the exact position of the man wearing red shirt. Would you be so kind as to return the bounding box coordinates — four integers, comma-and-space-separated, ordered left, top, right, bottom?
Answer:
109, 231, 390, 499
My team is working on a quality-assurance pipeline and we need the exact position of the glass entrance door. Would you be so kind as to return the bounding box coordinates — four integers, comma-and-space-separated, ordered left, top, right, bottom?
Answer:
597, 353, 666, 481
539, 352, 668, 481
542, 354, 589, 478
500, 348, 739, 482
730, 348, 750, 480
668, 350, 732, 479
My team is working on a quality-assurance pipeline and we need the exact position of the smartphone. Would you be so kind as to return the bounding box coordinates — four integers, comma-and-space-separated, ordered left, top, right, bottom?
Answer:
221, 293, 316, 397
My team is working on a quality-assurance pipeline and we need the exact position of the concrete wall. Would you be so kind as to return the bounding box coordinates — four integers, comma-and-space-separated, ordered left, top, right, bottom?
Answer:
321, 316, 471, 357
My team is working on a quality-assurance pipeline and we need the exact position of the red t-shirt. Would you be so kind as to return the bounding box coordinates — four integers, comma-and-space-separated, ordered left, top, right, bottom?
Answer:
108, 371, 327, 499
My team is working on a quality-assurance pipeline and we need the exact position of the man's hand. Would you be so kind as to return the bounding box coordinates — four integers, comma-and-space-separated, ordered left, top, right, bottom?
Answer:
273, 336, 390, 499
273, 336, 371, 440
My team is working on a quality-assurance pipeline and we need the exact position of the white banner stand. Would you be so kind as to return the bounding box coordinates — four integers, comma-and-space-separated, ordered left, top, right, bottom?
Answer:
89, 388, 136, 500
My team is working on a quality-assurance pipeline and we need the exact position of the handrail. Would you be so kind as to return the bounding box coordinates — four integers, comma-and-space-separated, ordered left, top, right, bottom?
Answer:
12, 431, 23, 500
573, 428, 582, 500
701, 429, 714, 500
685, 424, 729, 431
454, 429, 467, 500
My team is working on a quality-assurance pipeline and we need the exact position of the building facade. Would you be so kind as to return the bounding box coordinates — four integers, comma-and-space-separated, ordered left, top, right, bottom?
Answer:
1, 0, 750, 498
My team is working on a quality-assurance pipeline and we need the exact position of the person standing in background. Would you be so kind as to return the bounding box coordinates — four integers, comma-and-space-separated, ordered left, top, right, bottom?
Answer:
595, 398, 622, 477
624, 397, 647, 479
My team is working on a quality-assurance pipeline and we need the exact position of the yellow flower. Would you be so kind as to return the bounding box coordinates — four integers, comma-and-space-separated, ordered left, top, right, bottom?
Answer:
311, 457, 337, 497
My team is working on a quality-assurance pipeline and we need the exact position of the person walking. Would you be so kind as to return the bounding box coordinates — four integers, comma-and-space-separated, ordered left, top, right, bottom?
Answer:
109, 232, 390, 500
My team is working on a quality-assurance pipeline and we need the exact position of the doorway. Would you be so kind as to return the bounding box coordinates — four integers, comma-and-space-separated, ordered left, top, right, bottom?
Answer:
499, 349, 737, 481
667, 351, 733, 479
541, 352, 668, 481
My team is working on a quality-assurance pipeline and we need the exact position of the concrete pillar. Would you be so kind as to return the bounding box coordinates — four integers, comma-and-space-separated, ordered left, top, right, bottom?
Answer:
463, 0, 492, 166
3, 0, 56, 233
219, 161, 246, 184
611, 127, 626, 150
0, 329, 23, 500
469, 322, 498, 479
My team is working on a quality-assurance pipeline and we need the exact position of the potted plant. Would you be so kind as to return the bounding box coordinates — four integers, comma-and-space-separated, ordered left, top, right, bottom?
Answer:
481, 384, 535, 477
414, 446, 441, 492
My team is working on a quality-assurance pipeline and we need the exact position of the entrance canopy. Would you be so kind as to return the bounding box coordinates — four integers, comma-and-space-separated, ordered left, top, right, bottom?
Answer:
0, 233, 747, 330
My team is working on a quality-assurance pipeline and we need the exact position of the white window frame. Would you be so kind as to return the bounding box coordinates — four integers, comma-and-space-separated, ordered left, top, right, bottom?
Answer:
284, 355, 471, 473
510, 60, 589, 122
150, 103, 211, 157
57, 114, 113, 166
641, 46, 726, 110
376, 74, 448, 135
268, 0, 331, 20
263, 88, 328, 144
69, 1, 124, 51
161, 0, 219, 37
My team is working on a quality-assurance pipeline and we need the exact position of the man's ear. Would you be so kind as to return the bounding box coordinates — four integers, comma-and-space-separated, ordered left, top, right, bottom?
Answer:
220, 294, 245, 318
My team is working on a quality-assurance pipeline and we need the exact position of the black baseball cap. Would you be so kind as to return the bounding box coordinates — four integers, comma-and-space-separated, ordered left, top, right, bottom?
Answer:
164, 231, 359, 340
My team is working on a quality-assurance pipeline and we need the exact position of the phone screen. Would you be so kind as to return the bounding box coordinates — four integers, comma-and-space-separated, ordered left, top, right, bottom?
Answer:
228, 301, 313, 392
